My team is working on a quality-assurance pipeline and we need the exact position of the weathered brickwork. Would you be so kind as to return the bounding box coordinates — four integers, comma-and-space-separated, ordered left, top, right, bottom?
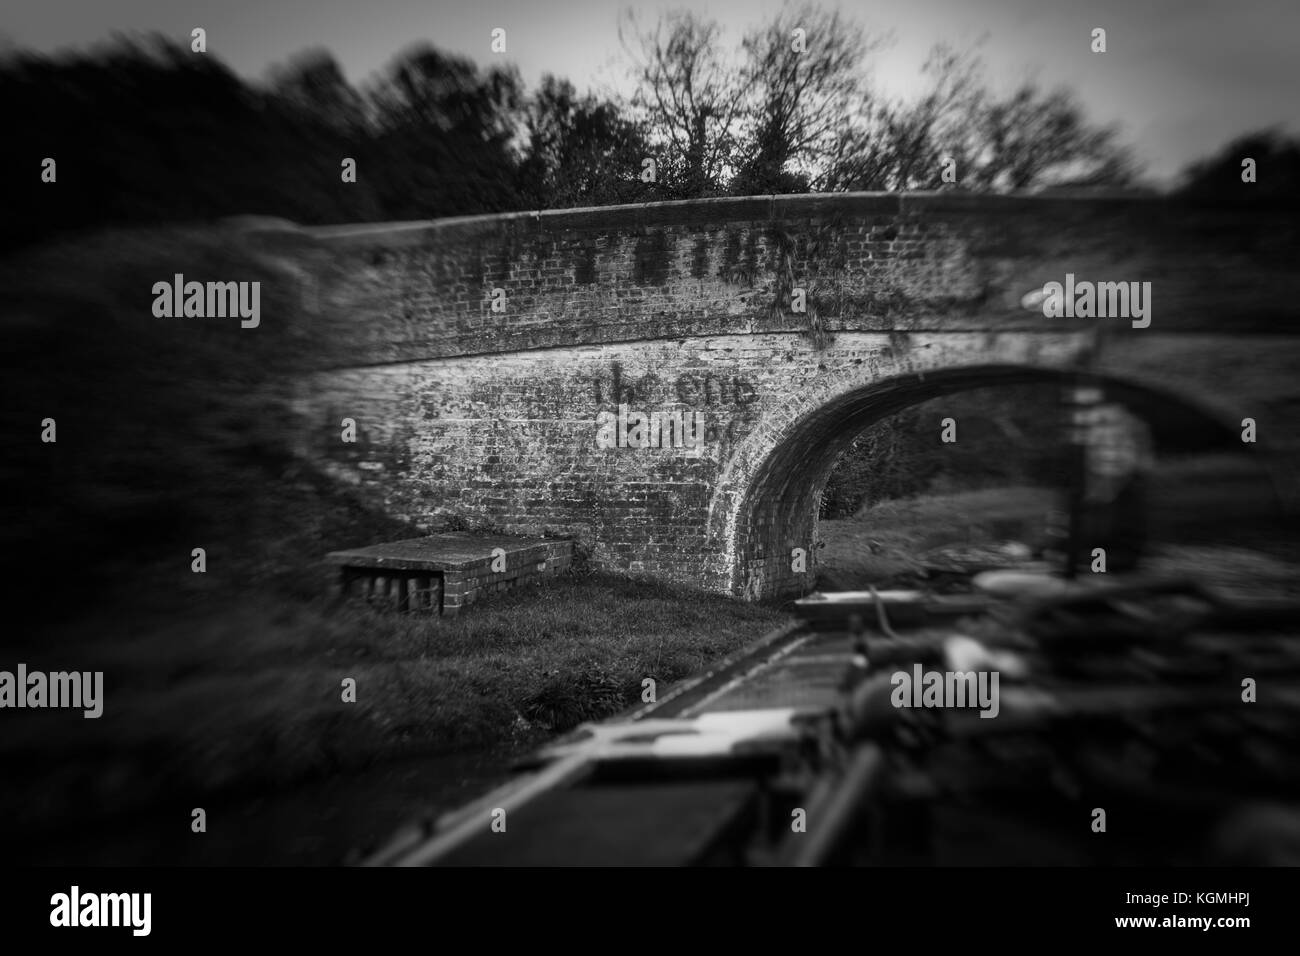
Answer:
271, 193, 1300, 600
443, 539, 572, 615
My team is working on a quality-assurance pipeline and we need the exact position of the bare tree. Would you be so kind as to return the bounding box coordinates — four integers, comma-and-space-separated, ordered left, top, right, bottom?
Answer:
826, 42, 985, 191
734, 3, 887, 194
619, 9, 745, 198
973, 82, 1135, 190
266, 48, 367, 134
519, 75, 651, 207
364, 45, 525, 214
826, 41, 1134, 193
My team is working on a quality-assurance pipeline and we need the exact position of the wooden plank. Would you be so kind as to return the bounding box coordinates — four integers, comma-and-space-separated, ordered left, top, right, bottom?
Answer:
326, 533, 564, 572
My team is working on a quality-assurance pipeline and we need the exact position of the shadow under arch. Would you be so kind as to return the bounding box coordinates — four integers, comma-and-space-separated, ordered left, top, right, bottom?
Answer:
708, 362, 1258, 601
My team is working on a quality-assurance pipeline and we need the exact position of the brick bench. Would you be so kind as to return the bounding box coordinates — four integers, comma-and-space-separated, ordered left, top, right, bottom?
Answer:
325, 533, 572, 616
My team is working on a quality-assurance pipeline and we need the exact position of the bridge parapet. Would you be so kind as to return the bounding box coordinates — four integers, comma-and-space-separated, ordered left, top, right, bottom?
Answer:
269, 192, 1299, 369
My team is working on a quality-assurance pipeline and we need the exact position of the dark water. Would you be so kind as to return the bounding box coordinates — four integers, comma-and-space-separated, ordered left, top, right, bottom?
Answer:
17, 746, 525, 866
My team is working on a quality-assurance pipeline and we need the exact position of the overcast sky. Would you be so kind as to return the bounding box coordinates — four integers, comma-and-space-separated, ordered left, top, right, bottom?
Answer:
6, 0, 1298, 185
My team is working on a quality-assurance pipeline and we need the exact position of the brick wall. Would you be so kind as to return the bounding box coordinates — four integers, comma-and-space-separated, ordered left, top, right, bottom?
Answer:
273, 193, 1300, 599
443, 540, 572, 616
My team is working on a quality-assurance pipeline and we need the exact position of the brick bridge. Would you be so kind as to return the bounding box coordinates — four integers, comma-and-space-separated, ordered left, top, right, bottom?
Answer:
265, 193, 1300, 600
